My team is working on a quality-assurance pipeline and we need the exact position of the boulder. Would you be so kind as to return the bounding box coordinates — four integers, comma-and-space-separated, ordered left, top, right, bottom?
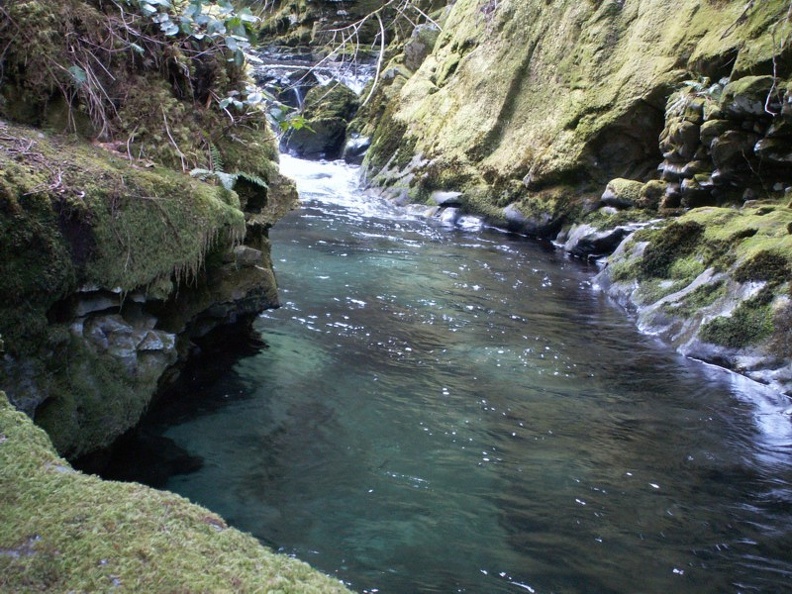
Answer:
404, 24, 441, 72
720, 76, 776, 118
636, 180, 667, 211
342, 134, 372, 164
282, 82, 360, 159
564, 223, 632, 259
711, 130, 760, 170
601, 178, 643, 209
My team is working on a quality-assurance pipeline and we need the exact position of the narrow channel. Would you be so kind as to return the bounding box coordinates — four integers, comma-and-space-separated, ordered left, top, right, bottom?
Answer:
104, 156, 792, 594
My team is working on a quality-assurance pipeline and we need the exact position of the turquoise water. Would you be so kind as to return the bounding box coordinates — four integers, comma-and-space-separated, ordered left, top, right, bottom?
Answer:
108, 157, 792, 593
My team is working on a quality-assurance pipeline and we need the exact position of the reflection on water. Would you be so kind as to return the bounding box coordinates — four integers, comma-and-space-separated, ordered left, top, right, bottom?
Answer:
107, 157, 792, 593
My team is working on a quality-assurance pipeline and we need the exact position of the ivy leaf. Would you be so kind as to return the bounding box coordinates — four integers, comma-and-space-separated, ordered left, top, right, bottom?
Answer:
161, 21, 179, 36
238, 8, 258, 23
139, 2, 158, 16
245, 91, 263, 105
68, 65, 88, 86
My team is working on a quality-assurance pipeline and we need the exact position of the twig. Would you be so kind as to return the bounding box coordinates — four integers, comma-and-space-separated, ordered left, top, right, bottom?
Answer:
162, 108, 187, 172
362, 13, 387, 107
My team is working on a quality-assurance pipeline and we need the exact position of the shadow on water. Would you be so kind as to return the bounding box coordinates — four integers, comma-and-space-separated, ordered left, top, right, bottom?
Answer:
95, 156, 792, 594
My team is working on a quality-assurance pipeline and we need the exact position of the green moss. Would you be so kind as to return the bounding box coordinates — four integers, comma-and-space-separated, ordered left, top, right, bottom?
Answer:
362, 0, 789, 217
639, 220, 704, 278
32, 337, 153, 457
85, 165, 245, 292
733, 249, 791, 286
608, 256, 641, 283
662, 279, 726, 318
700, 292, 775, 348
0, 391, 351, 593
583, 205, 654, 230
0, 122, 247, 359
0, 162, 77, 350
635, 278, 688, 306
668, 256, 706, 281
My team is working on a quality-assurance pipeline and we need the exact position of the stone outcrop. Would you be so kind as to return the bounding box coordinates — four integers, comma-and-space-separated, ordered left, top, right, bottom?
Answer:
282, 82, 361, 159
361, 0, 791, 226
0, 0, 301, 457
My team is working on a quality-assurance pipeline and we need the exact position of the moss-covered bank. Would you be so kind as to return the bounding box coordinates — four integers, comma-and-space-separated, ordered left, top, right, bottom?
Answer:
0, 0, 299, 457
0, 391, 350, 593
0, 115, 296, 458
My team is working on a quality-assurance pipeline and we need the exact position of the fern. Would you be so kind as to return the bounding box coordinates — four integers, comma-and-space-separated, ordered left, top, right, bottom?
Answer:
189, 169, 268, 192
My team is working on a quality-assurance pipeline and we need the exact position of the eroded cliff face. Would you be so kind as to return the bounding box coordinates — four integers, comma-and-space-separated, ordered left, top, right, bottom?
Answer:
360, 0, 792, 393
365, 0, 791, 212
0, 119, 297, 458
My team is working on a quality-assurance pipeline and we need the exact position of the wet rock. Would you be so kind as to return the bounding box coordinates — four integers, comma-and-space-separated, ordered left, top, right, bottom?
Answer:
659, 183, 682, 209
680, 176, 714, 208
435, 207, 463, 226
661, 120, 700, 160
635, 180, 667, 211
659, 160, 686, 182
755, 137, 792, 165
503, 204, 561, 238
430, 190, 463, 206
563, 223, 633, 259
74, 292, 119, 317
282, 82, 360, 160
404, 24, 441, 72
699, 118, 732, 149
681, 159, 711, 177
233, 245, 263, 268
720, 76, 776, 118
342, 134, 371, 164
711, 130, 760, 170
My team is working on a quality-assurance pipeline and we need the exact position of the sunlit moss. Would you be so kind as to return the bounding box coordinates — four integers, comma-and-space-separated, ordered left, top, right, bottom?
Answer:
0, 391, 351, 593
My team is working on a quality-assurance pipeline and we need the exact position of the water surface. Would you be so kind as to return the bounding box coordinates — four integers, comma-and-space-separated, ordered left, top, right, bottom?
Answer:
110, 156, 792, 593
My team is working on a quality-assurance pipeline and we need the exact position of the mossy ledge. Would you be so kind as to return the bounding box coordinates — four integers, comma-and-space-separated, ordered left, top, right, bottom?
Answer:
0, 391, 350, 593
0, 0, 300, 458
0, 119, 296, 458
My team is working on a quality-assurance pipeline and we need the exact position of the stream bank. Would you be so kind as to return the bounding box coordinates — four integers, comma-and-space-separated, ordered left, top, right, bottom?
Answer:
261, 0, 792, 395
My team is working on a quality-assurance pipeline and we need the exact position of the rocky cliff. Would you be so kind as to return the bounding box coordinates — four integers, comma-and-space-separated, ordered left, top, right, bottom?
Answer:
355, 0, 792, 394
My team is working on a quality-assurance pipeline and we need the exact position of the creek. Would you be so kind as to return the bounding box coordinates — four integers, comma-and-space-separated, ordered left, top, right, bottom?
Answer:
103, 156, 792, 594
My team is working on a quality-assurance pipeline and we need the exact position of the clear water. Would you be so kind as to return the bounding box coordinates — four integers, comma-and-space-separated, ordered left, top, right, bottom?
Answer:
110, 156, 792, 593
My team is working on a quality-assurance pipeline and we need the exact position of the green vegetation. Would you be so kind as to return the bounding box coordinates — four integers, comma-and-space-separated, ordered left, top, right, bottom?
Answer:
607, 202, 792, 350
700, 291, 776, 348
0, 391, 351, 593
0, 121, 246, 355
662, 279, 727, 318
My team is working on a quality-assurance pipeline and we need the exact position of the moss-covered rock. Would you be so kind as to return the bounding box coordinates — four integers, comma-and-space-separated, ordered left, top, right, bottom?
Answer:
0, 119, 294, 457
0, 0, 299, 456
282, 82, 361, 159
0, 391, 350, 593
598, 202, 792, 393
362, 0, 792, 228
